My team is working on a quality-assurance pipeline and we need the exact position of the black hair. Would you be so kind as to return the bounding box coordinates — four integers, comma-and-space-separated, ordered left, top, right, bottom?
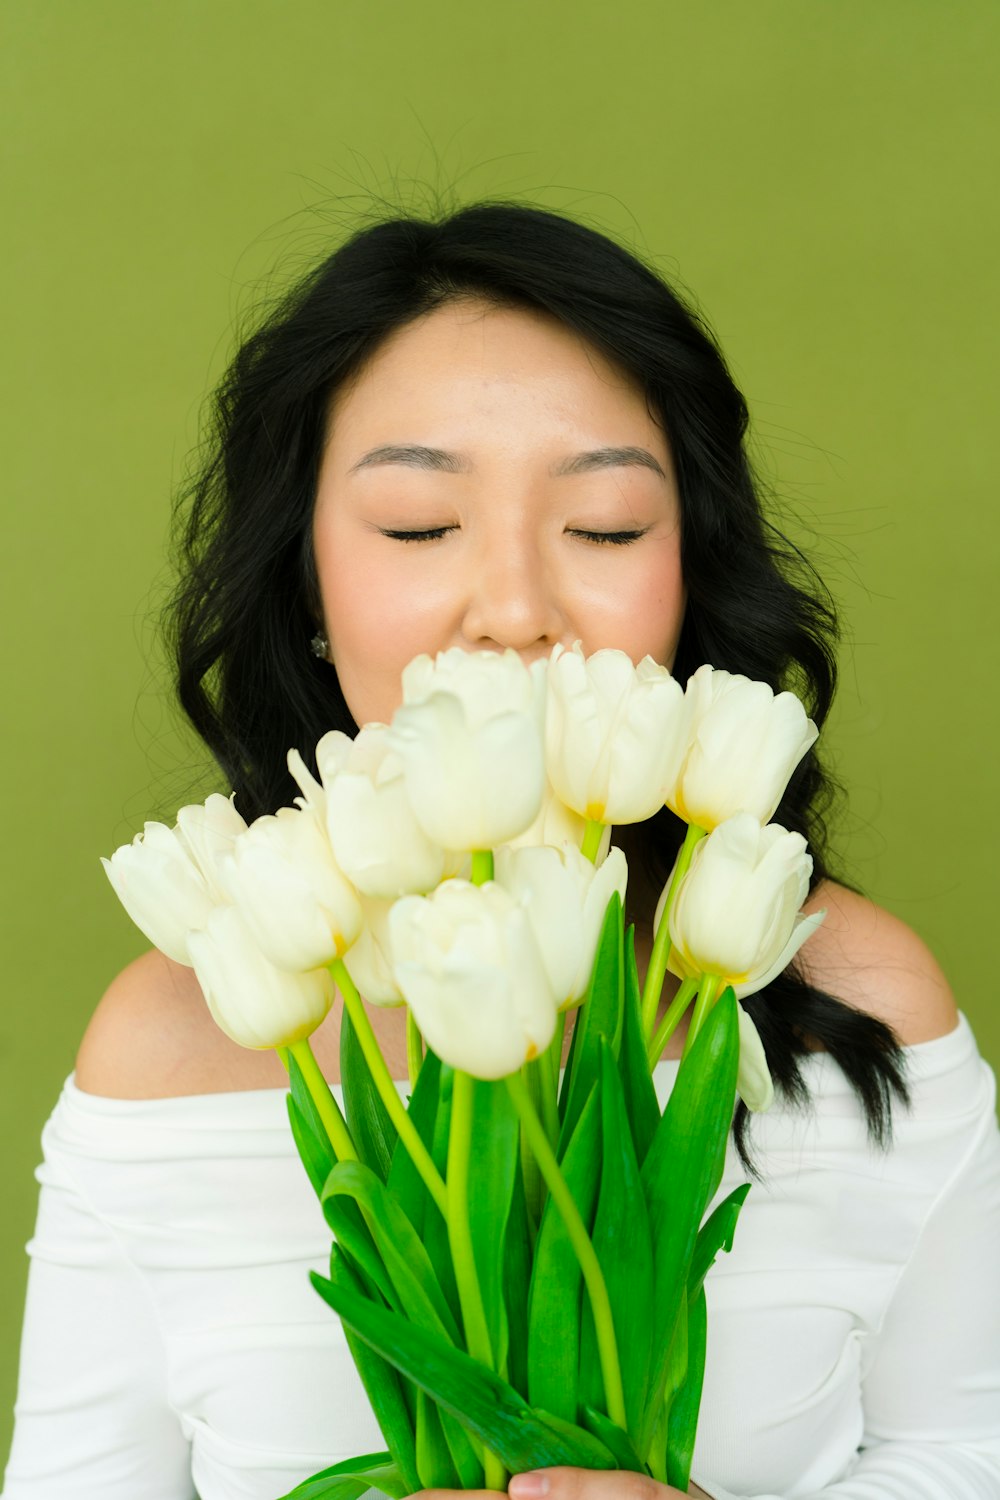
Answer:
167, 197, 908, 1169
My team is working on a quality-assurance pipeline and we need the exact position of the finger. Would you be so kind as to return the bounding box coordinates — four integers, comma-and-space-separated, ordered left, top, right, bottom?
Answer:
508, 1466, 672, 1499
403, 1491, 504, 1499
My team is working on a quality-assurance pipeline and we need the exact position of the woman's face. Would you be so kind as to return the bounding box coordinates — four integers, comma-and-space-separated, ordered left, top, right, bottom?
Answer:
312, 297, 686, 728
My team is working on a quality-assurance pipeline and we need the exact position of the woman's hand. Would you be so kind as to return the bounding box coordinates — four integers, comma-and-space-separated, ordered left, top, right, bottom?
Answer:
408, 1468, 710, 1498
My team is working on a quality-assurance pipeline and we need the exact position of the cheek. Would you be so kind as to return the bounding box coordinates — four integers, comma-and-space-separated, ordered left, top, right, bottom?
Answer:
314, 526, 451, 725
573, 541, 686, 670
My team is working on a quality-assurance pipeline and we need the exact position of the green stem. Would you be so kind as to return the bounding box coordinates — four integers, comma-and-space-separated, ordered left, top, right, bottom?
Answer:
506, 1071, 628, 1432
640, 823, 706, 1042
331, 959, 448, 1219
406, 1009, 423, 1092
448, 1070, 506, 1492
470, 849, 494, 885
538, 1029, 560, 1148
681, 972, 722, 1061
646, 976, 700, 1070
581, 818, 604, 864
286, 1037, 358, 1163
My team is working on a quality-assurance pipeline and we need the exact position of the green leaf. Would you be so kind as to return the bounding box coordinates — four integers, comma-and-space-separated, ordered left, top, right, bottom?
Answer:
316, 1154, 398, 1314
286, 1093, 336, 1201
341, 1004, 398, 1183
311, 1272, 617, 1474
530, 1408, 618, 1468
581, 1405, 647, 1474
618, 924, 660, 1167
638, 990, 738, 1454
689, 1183, 750, 1301
415, 1387, 460, 1490
579, 1041, 654, 1440
323, 1160, 461, 1344
385, 1048, 460, 1329
527, 1085, 602, 1423
503, 1163, 532, 1398
437, 1406, 485, 1491
424, 1062, 461, 1326
319, 1248, 419, 1495
666, 1286, 707, 1493
467, 1077, 520, 1378
286, 1051, 338, 1198
387, 1045, 440, 1234
274, 1449, 409, 1500
559, 892, 624, 1154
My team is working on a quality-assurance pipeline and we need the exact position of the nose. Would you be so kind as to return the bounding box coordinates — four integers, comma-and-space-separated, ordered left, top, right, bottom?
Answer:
460, 526, 565, 655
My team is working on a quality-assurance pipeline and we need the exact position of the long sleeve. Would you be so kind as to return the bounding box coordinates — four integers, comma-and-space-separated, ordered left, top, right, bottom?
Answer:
2, 1078, 385, 1500
2, 1106, 194, 1498
6, 1019, 998, 1500
691, 1021, 1000, 1500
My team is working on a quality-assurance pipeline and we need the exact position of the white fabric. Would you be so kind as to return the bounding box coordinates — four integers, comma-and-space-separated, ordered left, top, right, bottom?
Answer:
3, 1012, 999, 1499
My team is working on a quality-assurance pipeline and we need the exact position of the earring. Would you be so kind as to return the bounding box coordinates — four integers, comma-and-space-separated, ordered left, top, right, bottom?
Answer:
310, 630, 329, 660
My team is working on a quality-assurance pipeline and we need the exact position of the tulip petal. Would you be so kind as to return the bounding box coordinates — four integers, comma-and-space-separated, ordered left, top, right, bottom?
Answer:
731, 908, 827, 999
735, 1004, 774, 1112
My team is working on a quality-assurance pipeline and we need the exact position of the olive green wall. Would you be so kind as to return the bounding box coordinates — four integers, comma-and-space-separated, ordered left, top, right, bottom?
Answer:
3, 0, 997, 1461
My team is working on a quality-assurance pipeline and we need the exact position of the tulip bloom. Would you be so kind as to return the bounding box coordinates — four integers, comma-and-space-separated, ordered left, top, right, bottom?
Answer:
101, 793, 247, 965
387, 647, 547, 851
315, 725, 449, 898
389, 879, 558, 1079
660, 812, 826, 998
545, 643, 688, 824
187, 905, 336, 1049
493, 842, 628, 1008
669, 665, 818, 831
218, 802, 363, 972
342, 895, 404, 1007
504, 778, 612, 862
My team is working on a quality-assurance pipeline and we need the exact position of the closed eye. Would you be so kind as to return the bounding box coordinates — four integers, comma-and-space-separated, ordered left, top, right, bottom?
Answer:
568, 528, 649, 545
378, 525, 649, 545
378, 526, 457, 543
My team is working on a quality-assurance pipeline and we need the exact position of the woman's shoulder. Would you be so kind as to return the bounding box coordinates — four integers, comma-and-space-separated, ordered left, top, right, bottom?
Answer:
798, 879, 959, 1045
76, 881, 959, 1100
74, 949, 293, 1099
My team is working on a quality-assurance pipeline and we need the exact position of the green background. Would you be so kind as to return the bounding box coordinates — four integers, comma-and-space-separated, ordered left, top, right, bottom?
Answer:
2, 0, 997, 1463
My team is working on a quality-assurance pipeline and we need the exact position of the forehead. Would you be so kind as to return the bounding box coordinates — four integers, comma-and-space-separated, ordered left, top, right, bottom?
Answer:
322, 297, 667, 460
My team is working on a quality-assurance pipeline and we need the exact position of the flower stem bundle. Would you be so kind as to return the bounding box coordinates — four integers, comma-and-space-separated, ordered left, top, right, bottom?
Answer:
102, 643, 827, 1498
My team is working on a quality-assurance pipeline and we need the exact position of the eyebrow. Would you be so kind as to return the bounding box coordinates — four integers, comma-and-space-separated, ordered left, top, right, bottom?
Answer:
347, 443, 667, 479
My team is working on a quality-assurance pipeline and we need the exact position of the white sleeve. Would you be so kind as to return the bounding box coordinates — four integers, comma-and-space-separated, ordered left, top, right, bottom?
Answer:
1, 1107, 194, 1499
694, 1076, 1000, 1500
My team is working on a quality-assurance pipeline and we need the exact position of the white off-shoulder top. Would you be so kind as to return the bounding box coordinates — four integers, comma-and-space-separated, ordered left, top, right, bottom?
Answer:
3, 1013, 1000, 1500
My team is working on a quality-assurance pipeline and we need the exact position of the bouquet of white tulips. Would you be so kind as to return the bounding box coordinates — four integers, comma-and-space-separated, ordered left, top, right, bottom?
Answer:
103, 644, 825, 1500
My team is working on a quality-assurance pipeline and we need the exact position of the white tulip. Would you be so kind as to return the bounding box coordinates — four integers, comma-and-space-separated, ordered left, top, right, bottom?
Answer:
174, 793, 249, 888
102, 823, 216, 965
388, 879, 558, 1080
219, 802, 363, 972
660, 812, 826, 998
187, 904, 336, 1049
545, 643, 689, 824
387, 648, 547, 850
503, 778, 611, 862
670, 665, 818, 831
311, 725, 449, 898
342, 895, 404, 1007
101, 793, 247, 965
736, 1004, 774, 1113
493, 842, 628, 1008
288, 746, 327, 819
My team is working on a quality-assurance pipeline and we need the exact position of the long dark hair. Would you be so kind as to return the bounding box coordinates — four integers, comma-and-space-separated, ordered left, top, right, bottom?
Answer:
167, 198, 908, 1167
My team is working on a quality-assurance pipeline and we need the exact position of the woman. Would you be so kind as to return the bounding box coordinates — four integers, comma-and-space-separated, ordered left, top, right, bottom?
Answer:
4, 202, 998, 1500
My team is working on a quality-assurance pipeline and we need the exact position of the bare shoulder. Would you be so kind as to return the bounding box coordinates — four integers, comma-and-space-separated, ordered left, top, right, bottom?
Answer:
797, 879, 959, 1045
74, 949, 289, 1099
